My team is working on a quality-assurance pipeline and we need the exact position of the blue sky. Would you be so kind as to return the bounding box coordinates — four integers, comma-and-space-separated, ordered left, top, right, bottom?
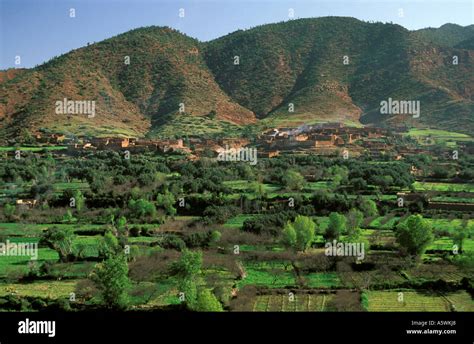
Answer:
1, 0, 473, 69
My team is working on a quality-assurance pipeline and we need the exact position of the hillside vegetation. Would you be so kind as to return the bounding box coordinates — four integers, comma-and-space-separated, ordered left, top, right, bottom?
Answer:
1, 17, 473, 138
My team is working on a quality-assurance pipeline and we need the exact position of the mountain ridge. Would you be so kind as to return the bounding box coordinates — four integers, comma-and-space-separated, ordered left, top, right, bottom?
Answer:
1, 17, 473, 139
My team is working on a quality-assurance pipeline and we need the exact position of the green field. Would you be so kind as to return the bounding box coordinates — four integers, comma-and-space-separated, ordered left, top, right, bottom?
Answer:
253, 293, 332, 312
366, 291, 474, 312
426, 218, 474, 231
305, 272, 341, 288
0, 223, 106, 236
431, 196, 474, 203
223, 214, 255, 229
369, 216, 400, 229
405, 129, 472, 144
237, 261, 295, 288
413, 182, 474, 192
0, 146, 68, 152
0, 280, 77, 299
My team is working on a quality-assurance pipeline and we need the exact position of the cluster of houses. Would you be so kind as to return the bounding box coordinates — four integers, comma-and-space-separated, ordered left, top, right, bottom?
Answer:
258, 124, 398, 157
88, 137, 191, 154
32, 133, 253, 160
256, 123, 442, 160
31, 123, 436, 161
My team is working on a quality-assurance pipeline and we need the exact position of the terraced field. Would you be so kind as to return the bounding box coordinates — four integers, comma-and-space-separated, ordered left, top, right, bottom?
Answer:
445, 292, 474, 312
223, 214, 255, 229
405, 129, 472, 144
413, 182, 474, 192
237, 261, 295, 288
367, 291, 454, 312
426, 218, 474, 231
0, 146, 68, 152
369, 216, 400, 229
253, 293, 332, 312
404, 264, 466, 283
0, 280, 77, 299
305, 273, 342, 288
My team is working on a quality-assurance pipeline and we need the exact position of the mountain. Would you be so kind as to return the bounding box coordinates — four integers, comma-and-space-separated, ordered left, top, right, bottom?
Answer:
456, 36, 474, 50
413, 24, 474, 47
0, 27, 255, 139
1, 17, 473, 139
205, 17, 474, 132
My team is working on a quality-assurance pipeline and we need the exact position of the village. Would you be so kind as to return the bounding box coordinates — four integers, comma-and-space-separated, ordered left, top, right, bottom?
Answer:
27, 123, 445, 162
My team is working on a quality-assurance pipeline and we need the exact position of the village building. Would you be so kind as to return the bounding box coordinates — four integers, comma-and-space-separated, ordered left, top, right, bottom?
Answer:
16, 199, 38, 208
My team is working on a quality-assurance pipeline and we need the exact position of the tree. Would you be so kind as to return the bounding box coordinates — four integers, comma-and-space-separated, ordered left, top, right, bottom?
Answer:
207, 110, 217, 120
210, 230, 221, 244
251, 181, 266, 199
346, 209, 364, 236
20, 128, 34, 144
328, 165, 348, 188
128, 198, 157, 220
324, 212, 346, 241
92, 254, 130, 309
282, 222, 297, 249
452, 221, 474, 254
282, 170, 305, 191
173, 250, 202, 278
396, 215, 433, 256
281, 215, 315, 252
195, 288, 223, 311
357, 198, 378, 217
173, 250, 202, 309
62, 209, 76, 223
72, 190, 85, 213
3, 204, 15, 221
350, 177, 367, 191
202, 205, 239, 225
98, 230, 120, 258
40, 227, 75, 262
30, 181, 54, 201
117, 216, 127, 233
371, 175, 394, 192
156, 192, 176, 217
179, 277, 198, 309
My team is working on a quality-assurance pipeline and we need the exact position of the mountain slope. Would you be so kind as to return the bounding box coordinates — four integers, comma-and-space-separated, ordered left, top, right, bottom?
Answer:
0, 26, 255, 139
1, 18, 473, 139
204, 17, 474, 133
413, 24, 474, 47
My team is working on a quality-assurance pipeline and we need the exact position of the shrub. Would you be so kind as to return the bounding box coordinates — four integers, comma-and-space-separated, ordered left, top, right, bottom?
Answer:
161, 235, 186, 251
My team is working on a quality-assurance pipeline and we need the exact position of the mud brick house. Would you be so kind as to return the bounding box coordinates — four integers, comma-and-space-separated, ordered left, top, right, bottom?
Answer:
134, 139, 158, 148
157, 139, 190, 153
34, 133, 49, 144
258, 150, 280, 158
16, 199, 38, 208
347, 132, 362, 143
410, 165, 424, 176
263, 129, 280, 141
293, 133, 309, 142
90, 137, 132, 149
367, 130, 385, 139
311, 134, 337, 147
51, 134, 66, 143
